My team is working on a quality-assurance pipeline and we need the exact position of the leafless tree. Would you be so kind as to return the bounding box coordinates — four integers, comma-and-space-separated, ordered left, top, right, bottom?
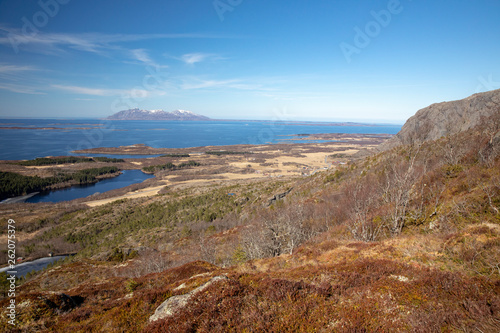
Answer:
478, 112, 500, 167
441, 138, 466, 166
198, 235, 218, 265
382, 146, 423, 235
481, 177, 500, 216
241, 203, 314, 258
344, 178, 382, 241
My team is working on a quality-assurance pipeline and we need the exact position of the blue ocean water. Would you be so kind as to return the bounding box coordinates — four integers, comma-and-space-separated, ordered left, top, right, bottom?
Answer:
0, 119, 401, 161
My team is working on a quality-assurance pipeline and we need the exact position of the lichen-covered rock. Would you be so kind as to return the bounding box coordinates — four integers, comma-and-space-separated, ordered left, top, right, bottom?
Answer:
149, 275, 229, 322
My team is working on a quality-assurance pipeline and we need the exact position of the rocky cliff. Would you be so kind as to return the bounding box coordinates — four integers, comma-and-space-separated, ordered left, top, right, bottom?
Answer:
380, 89, 500, 150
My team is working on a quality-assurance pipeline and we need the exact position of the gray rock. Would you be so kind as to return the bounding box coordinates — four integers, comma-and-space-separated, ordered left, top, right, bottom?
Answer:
380, 89, 500, 150
149, 275, 229, 322
267, 188, 293, 206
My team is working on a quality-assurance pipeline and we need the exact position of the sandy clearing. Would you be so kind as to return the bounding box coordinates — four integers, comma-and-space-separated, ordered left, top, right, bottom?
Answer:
85, 185, 166, 207
25, 165, 70, 169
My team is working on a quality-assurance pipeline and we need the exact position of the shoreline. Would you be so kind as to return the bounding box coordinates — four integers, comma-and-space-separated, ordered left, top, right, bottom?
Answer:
0, 192, 40, 204
0, 134, 391, 207
0, 171, 124, 204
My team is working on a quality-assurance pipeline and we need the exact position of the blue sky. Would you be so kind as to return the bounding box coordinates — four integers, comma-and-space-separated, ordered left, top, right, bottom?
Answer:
0, 0, 499, 122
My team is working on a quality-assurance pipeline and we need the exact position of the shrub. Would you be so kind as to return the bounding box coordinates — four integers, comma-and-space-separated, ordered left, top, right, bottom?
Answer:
124, 279, 139, 293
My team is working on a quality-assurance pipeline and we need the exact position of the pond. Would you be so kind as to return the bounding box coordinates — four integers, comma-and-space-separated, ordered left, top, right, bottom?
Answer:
0, 256, 69, 278
25, 170, 154, 203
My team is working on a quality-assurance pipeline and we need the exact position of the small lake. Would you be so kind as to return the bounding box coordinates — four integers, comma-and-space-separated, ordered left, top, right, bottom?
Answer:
0, 256, 68, 278
25, 170, 154, 203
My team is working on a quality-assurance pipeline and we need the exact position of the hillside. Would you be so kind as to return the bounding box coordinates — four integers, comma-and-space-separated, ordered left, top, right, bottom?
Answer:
107, 109, 211, 121
1, 91, 500, 332
380, 89, 500, 150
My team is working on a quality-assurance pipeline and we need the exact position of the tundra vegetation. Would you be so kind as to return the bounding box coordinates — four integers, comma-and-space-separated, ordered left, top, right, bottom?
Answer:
0, 113, 499, 332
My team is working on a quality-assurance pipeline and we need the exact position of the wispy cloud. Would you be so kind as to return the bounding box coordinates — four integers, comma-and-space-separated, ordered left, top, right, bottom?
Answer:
129, 48, 168, 69
0, 83, 44, 95
51, 84, 167, 98
131, 49, 153, 64
0, 64, 38, 73
180, 78, 240, 90
0, 63, 44, 94
179, 76, 270, 92
180, 53, 218, 65
0, 28, 231, 56
51, 84, 139, 97
51, 85, 118, 96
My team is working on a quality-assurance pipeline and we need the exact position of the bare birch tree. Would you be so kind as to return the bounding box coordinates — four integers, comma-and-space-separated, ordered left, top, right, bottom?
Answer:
382, 146, 423, 235
344, 178, 382, 241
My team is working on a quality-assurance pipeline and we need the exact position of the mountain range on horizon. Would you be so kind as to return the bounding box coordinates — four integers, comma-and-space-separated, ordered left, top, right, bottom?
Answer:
106, 109, 211, 121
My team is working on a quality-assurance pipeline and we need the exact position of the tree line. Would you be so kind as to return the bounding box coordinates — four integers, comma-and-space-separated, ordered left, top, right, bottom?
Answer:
13, 156, 124, 166
0, 166, 119, 200
142, 161, 200, 173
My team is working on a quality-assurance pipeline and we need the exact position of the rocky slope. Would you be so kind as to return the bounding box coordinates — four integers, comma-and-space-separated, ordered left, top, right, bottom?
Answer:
106, 109, 211, 121
380, 89, 500, 150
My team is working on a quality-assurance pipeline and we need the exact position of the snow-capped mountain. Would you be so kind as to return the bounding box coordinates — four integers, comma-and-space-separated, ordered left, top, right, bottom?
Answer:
106, 109, 211, 121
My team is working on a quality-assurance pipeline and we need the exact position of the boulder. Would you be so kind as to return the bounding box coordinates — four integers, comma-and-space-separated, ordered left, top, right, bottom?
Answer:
149, 275, 229, 322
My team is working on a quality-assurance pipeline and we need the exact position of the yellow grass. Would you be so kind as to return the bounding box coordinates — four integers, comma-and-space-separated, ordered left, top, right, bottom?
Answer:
85, 185, 166, 207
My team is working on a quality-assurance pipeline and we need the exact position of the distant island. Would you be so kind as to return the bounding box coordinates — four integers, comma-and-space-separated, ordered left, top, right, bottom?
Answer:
106, 109, 211, 121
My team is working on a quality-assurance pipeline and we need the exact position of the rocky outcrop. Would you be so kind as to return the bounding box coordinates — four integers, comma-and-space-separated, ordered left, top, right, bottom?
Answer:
380, 89, 500, 150
149, 275, 229, 322
267, 188, 293, 206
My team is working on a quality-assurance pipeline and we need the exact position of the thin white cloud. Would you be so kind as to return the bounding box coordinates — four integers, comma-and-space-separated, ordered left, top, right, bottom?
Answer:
51, 84, 164, 98
181, 53, 209, 65
180, 76, 269, 92
0, 83, 44, 94
129, 49, 169, 69
131, 49, 153, 64
0, 28, 231, 56
0, 64, 38, 73
51, 85, 117, 96
178, 53, 224, 65
181, 78, 240, 90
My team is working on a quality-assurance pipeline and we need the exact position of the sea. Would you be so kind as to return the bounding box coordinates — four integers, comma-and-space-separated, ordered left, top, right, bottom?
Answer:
0, 119, 402, 161
1, 118, 401, 203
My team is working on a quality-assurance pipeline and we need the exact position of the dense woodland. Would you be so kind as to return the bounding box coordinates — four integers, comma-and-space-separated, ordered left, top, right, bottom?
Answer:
142, 160, 201, 173
13, 156, 124, 166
